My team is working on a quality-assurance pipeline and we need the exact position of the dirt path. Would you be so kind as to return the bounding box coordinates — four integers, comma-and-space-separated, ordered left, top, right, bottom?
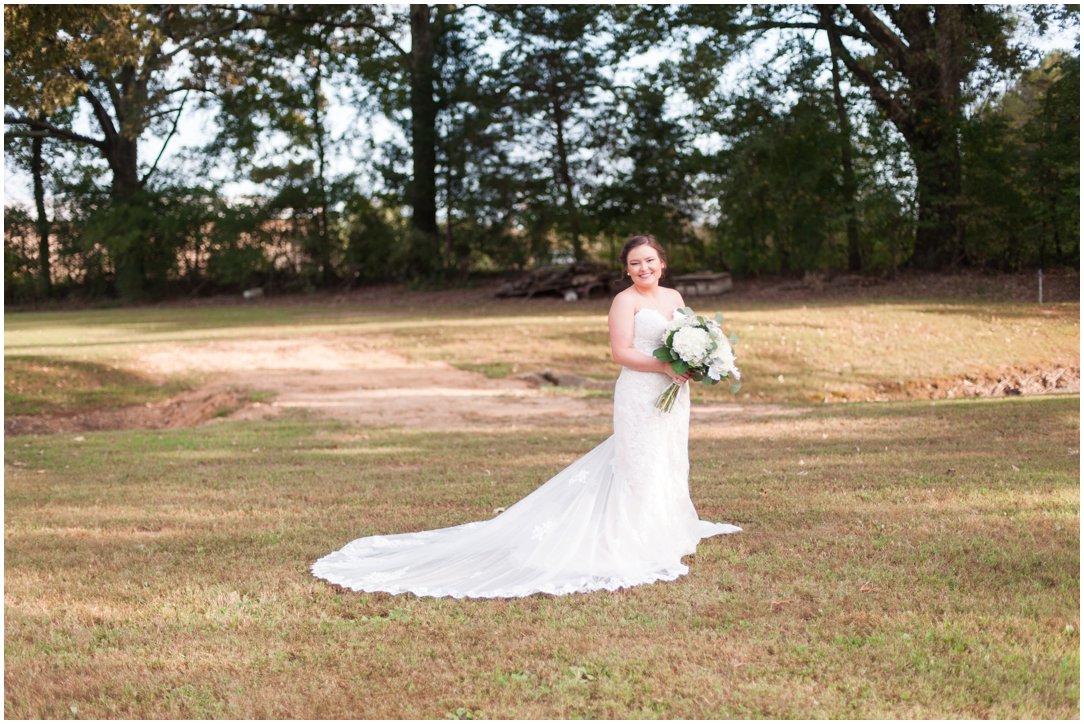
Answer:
5, 335, 800, 435
175, 336, 800, 428
132, 335, 609, 430
9, 330, 1074, 436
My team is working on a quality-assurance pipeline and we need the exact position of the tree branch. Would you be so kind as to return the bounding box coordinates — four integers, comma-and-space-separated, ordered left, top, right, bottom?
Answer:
844, 4, 913, 75
102, 75, 125, 124
827, 31, 913, 140
4, 115, 106, 149
80, 88, 120, 145
227, 4, 410, 59
892, 5, 934, 51
140, 89, 190, 185
162, 18, 247, 60
142, 105, 188, 121
737, 20, 874, 44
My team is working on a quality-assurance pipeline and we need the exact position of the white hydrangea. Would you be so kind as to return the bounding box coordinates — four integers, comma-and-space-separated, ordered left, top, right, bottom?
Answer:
707, 358, 739, 381
671, 326, 713, 365
666, 310, 697, 333
706, 338, 739, 381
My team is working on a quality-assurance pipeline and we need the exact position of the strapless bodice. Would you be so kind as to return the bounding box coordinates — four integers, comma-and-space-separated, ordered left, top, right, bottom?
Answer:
632, 308, 670, 357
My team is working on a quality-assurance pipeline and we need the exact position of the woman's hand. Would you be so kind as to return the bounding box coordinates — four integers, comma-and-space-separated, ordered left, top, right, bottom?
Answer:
662, 363, 691, 385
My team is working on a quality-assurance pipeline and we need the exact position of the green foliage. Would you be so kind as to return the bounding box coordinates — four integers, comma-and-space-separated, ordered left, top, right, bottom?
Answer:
4, 205, 40, 303
78, 189, 211, 300
712, 92, 847, 275
481, 5, 615, 262
3, 5, 1079, 302
202, 200, 273, 290
596, 74, 703, 270
341, 195, 408, 283
962, 52, 1080, 269
3, 5, 151, 115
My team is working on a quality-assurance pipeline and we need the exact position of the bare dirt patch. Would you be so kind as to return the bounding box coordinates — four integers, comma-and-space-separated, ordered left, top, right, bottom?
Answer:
132, 336, 811, 430
865, 363, 1080, 402
5, 335, 804, 435
7, 332, 1077, 435
134, 335, 615, 430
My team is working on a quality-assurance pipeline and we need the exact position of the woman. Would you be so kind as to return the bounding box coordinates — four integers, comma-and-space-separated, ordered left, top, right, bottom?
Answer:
311, 234, 741, 598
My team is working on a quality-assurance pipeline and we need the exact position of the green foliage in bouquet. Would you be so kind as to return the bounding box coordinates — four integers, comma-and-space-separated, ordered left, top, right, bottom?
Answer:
652, 308, 741, 394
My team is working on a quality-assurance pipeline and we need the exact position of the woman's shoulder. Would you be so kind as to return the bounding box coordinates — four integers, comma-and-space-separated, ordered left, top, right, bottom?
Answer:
610, 286, 638, 311
662, 286, 685, 307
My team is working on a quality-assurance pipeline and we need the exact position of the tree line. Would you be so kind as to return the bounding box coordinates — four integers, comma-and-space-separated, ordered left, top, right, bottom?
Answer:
4, 4, 1079, 302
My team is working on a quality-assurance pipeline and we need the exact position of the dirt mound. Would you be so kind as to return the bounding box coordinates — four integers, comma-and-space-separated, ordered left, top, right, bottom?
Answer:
4, 387, 246, 436
867, 364, 1079, 402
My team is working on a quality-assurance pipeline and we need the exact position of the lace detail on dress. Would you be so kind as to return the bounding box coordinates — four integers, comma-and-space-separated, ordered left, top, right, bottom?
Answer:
567, 470, 589, 486
311, 308, 741, 599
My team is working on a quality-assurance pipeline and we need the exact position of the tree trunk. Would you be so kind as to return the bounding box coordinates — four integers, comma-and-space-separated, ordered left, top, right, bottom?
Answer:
311, 42, 335, 286
104, 130, 142, 201
1050, 194, 1061, 264
30, 129, 52, 296
909, 102, 963, 270
104, 133, 147, 297
408, 4, 441, 279
822, 15, 861, 272
826, 5, 969, 271
550, 92, 583, 261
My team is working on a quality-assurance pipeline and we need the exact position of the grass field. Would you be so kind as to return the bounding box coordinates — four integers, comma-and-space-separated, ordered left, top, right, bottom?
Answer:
5, 293, 1079, 406
3, 291, 1080, 718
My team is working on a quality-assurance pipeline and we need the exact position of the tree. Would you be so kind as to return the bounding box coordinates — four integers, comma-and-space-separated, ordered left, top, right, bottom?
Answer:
712, 76, 847, 274
430, 8, 527, 272
678, 4, 1049, 270
2, 109, 68, 295
820, 7, 862, 271
1025, 52, 1079, 266
5, 5, 241, 200
208, 5, 361, 287
4, 4, 244, 296
407, 5, 442, 277
596, 74, 702, 268
228, 4, 469, 281
488, 5, 615, 261
962, 51, 1080, 268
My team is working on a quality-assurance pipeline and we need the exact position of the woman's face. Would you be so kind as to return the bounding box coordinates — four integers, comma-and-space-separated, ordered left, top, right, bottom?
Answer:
626, 244, 665, 291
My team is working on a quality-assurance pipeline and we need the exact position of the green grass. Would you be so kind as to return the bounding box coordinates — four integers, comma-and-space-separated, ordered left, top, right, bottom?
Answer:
4, 397, 1078, 718
4, 356, 191, 416
452, 361, 516, 378
3, 294, 1079, 717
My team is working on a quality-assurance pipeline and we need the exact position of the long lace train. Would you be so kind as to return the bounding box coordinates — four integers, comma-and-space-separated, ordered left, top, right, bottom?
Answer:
311, 308, 741, 598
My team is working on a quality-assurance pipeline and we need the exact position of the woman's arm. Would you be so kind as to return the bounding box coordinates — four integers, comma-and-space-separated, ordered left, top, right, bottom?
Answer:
608, 294, 690, 382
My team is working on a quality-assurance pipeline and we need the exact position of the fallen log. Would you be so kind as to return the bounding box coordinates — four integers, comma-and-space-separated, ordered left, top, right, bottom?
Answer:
496, 261, 620, 299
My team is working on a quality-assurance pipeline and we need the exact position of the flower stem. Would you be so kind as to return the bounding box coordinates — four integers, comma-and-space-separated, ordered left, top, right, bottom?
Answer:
655, 383, 680, 413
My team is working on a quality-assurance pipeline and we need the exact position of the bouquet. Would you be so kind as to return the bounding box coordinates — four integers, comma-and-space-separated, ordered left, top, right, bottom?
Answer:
652, 307, 741, 412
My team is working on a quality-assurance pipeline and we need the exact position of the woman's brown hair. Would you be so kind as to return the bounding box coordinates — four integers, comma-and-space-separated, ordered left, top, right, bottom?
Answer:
620, 234, 667, 276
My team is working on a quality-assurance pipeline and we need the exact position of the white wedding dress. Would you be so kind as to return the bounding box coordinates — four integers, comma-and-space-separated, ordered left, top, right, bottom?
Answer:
311, 308, 741, 598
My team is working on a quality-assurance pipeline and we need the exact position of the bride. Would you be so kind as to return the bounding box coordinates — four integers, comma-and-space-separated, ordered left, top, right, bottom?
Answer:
311, 234, 742, 598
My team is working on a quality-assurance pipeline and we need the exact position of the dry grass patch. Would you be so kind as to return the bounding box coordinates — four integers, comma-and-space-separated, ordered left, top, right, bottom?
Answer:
4, 292, 1078, 717
5, 396, 1078, 718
